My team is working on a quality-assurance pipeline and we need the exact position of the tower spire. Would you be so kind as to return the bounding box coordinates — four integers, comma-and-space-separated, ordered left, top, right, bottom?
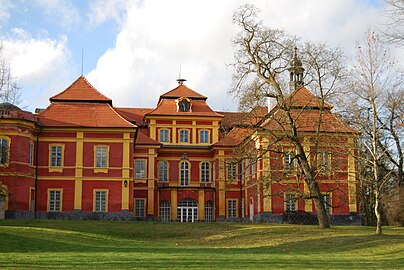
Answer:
288, 47, 304, 92
177, 64, 186, 85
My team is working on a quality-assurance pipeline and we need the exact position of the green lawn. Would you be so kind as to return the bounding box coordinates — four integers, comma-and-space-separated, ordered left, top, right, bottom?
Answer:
0, 220, 403, 269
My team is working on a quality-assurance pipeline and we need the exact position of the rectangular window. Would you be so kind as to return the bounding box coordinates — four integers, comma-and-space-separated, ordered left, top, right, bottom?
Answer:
179, 129, 189, 143
48, 189, 62, 212
158, 161, 168, 182
0, 138, 9, 164
159, 129, 169, 142
135, 159, 146, 178
135, 199, 146, 217
284, 152, 294, 172
323, 194, 331, 214
227, 162, 237, 181
317, 151, 331, 171
29, 142, 34, 166
95, 146, 108, 168
227, 199, 237, 218
285, 194, 297, 212
200, 130, 209, 143
94, 190, 107, 212
50, 145, 62, 167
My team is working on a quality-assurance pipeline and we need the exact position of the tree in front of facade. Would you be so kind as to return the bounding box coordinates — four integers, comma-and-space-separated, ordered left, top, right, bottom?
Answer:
340, 30, 403, 233
230, 4, 351, 228
0, 44, 21, 105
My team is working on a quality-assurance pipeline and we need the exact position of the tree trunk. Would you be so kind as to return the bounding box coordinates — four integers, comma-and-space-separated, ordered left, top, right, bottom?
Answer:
375, 190, 382, 234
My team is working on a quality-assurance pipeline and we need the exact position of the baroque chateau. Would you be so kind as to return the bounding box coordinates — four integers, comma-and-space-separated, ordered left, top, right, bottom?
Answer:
0, 58, 360, 224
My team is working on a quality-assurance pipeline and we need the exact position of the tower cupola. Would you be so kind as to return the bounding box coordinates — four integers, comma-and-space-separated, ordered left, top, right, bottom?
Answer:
288, 47, 305, 92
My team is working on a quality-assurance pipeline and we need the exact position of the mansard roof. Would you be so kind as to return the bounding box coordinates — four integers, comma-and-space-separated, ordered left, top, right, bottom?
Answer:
159, 84, 207, 101
38, 102, 136, 128
147, 83, 222, 118
50, 76, 112, 105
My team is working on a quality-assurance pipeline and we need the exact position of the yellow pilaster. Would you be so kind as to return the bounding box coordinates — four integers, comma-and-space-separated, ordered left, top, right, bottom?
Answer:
172, 120, 177, 142
218, 150, 226, 216
121, 133, 130, 210
171, 189, 177, 221
149, 119, 156, 140
348, 137, 357, 212
303, 137, 312, 212
262, 150, 272, 212
74, 132, 83, 210
148, 148, 156, 215
212, 121, 219, 143
198, 190, 205, 221
74, 180, 82, 210
192, 121, 197, 144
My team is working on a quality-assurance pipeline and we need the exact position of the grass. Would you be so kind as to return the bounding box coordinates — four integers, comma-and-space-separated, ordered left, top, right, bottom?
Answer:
0, 220, 403, 269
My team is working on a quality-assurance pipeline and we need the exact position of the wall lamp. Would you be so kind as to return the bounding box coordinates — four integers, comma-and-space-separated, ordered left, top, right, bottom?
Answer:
124, 180, 128, 187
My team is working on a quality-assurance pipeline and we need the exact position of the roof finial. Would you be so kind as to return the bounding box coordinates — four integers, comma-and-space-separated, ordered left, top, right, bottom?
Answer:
177, 64, 186, 85
288, 46, 304, 92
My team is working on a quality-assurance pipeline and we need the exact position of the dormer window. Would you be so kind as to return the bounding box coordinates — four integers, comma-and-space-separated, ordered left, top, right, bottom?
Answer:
176, 97, 192, 112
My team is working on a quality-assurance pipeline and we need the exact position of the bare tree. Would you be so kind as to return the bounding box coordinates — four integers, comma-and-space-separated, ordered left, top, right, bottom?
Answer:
230, 5, 351, 228
0, 44, 21, 105
341, 30, 403, 234
381, 0, 404, 45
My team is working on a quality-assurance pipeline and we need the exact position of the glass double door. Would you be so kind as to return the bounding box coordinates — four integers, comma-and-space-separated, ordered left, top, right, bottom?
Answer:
177, 198, 198, 222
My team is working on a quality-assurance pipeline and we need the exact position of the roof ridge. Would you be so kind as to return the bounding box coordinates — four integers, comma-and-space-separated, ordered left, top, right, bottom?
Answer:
109, 104, 137, 128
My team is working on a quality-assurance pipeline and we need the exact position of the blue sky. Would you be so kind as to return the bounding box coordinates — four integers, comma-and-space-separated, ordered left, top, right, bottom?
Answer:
0, 0, 401, 112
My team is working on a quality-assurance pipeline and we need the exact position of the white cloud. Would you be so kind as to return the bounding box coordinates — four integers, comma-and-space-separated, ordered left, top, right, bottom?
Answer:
87, 0, 129, 29
0, 0, 12, 24
33, 0, 81, 29
1, 32, 72, 109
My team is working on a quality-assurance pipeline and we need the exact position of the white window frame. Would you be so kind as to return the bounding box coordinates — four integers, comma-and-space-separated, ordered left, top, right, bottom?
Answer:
159, 200, 171, 222
135, 198, 146, 217
204, 200, 213, 222
227, 199, 237, 218
180, 161, 190, 186
318, 151, 332, 172
159, 129, 169, 143
200, 161, 210, 183
199, 130, 209, 143
284, 152, 295, 172
50, 145, 63, 167
158, 161, 169, 182
285, 193, 297, 212
179, 129, 189, 143
135, 159, 146, 179
94, 190, 108, 212
95, 145, 108, 168
48, 189, 62, 212
227, 162, 237, 181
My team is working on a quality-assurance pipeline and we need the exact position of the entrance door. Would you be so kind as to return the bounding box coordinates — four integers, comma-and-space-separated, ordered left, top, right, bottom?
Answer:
177, 198, 198, 222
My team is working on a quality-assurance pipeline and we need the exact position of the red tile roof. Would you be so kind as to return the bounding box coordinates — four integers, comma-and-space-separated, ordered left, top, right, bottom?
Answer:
115, 107, 153, 126
136, 130, 160, 145
50, 76, 112, 104
219, 106, 268, 128
284, 87, 333, 110
262, 108, 357, 133
159, 84, 207, 101
214, 127, 253, 147
147, 99, 223, 117
38, 102, 136, 128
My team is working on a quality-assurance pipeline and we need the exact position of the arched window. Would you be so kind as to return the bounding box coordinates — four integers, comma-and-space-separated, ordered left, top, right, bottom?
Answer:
0, 138, 9, 164
180, 161, 190, 186
200, 161, 210, 182
159, 201, 171, 222
158, 161, 168, 182
204, 200, 213, 222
